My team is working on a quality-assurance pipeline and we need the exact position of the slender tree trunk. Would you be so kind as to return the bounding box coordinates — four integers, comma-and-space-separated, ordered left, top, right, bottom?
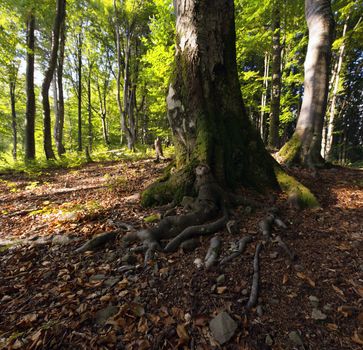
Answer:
10, 80, 17, 160
113, 0, 125, 145
25, 13, 36, 161
260, 52, 270, 142
55, 18, 66, 155
96, 76, 110, 145
52, 70, 60, 146
42, 0, 66, 160
77, 32, 83, 152
87, 61, 93, 152
279, 0, 334, 167
325, 18, 349, 160
165, 0, 276, 188
268, 0, 282, 150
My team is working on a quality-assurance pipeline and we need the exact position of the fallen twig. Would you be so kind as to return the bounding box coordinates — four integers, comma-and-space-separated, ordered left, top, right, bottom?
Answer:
246, 243, 262, 309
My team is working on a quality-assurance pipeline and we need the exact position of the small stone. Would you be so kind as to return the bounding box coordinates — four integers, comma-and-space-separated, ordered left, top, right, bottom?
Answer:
311, 308, 327, 320
308, 295, 319, 307
265, 334, 273, 346
323, 304, 332, 311
52, 235, 70, 245
193, 258, 203, 269
1, 295, 12, 302
184, 313, 191, 323
256, 305, 263, 317
89, 274, 106, 282
121, 253, 137, 265
104, 276, 121, 287
216, 274, 225, 285
270, 252, 278, 259
209, 311, 237, 345
242, 289, 249, 296
289, 331, 304, 346
95, 305, 118, 325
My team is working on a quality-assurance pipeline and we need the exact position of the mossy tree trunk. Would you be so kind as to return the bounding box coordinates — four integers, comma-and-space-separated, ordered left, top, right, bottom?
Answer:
143, 0, 277, 206
278, 0, 334, 167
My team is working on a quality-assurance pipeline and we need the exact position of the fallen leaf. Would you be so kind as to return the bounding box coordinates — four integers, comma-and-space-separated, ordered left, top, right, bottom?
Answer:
326, 323, 338, 331
194, 315, 208, 327
217, 286, 227, 294
338, 305, 357, 317
176, 323, 190, 344
297, 272, 315, 287
332, 284, 345, 297
352, 329, 363, 345
283, 274, 289, 285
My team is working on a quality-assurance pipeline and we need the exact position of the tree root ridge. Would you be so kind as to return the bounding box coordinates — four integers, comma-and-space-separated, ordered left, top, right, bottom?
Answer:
205, 236, 222, 270
220, 235, 253, 265
246, 243, 262, 309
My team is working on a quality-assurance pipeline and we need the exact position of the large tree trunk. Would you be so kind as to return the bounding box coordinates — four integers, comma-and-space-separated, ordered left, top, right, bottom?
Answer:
41, 0, 66, 160
278, 0, 334, 167
24, 13, 36, 161
268, 0, 282, 150
54, 18, 66, 156
142, 0, 277, 206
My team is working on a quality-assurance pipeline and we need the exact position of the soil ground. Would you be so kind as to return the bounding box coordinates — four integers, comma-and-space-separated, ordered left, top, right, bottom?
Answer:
0, 159, 362, 349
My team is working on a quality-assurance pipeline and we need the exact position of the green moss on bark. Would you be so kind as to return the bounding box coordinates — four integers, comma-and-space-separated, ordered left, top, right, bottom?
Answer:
278, 133, 302, 165
274, 165, 319, 208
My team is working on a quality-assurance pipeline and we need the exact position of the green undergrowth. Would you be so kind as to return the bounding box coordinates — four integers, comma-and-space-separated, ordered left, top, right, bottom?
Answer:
0, 145, 175, 176
274, 165, 319, 209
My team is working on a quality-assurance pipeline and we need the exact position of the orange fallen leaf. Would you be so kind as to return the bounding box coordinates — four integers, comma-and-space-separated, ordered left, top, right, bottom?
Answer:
217, 286, 227, 294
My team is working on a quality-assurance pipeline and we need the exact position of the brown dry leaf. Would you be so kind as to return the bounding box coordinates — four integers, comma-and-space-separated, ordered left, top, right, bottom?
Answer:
194, 315, 208, 327
164, 316, 176, 326
106, 317, 127, 329
282, 274, 289, 285
337, 305, 356, 317
129, 302, 145, 317
176, 323, 190, 344
332, 284, 345, 297
217, 286, 227, 294
100, 294, 112, 302
326, 323, 338, 331
354, 287, 363, 298
18, 313, 38, 325
358, 312, 363, 326
171, 307, 184, 320
118, 290, 128, 297
297, 272, 315, 287
137, 317, 149, 333
352, 329, 363, 345
136, 339, 151, 350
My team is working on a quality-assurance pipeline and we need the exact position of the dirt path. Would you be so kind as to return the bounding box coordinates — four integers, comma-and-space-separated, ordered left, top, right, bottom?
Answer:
0, 161, 362, 349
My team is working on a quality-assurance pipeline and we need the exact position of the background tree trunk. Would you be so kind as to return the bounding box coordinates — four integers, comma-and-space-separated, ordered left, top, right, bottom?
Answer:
24, 13, 36, 161
77, 32, 83, 152
55, 18, 66, 155
166, 0, 276, 188
42, 0, 66, 160
268, 0, 282, 150
260, 52, 270, 142
87, 60, 93, 152
278, 0, 334, 167
10, 78, 17, 161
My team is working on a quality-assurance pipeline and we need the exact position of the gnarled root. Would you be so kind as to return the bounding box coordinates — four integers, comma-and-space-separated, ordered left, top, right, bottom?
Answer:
246, 243, 262, 309
275, 235, 296, 261
75, 230, 120, 254
205, 236, 222, 270
220, 235, 253, 265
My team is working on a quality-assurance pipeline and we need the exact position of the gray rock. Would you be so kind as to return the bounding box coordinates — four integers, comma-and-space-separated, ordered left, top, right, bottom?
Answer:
181, 238, 199, 252
121, 253, 137, 265
209, 311, 237, 345
216, 274, 226, 285
52, 235, 70, 245
323, 304, 332, 311
308, 295, 319, 307
256, 305, 263, 317
265, 334, 273, 346
104, 276, 121, 287
242, 289, 249, 296
289, 331, 304, 346
95, 305, 118, 325
89, 274, 106, 282
311, 308, 327, 320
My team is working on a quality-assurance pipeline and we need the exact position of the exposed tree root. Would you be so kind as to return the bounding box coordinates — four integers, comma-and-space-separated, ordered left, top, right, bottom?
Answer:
205, 236, 222, 270
220, 235, 253, 265
246, 243, 262, 309
275, 235, 296, 261
75, 230, 121, 253
259, 214, 275, 240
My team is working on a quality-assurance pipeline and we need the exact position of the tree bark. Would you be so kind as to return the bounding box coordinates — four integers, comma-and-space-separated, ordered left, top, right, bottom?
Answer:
279, 0, 334, 167
25, 13, 36, 161
268, 0, 282, 150
9, 77, 17, 161
96, 76, 110, 145
87, 60, 93, 152
260, 52, 270, 142
77, 32, 83, 152
142, 0, 277, 206
41, 0, 66, 160
55, 18, 66, 155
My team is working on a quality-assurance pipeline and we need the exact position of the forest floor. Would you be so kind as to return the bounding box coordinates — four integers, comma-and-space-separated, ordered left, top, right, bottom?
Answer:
0, 158, 362, 350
